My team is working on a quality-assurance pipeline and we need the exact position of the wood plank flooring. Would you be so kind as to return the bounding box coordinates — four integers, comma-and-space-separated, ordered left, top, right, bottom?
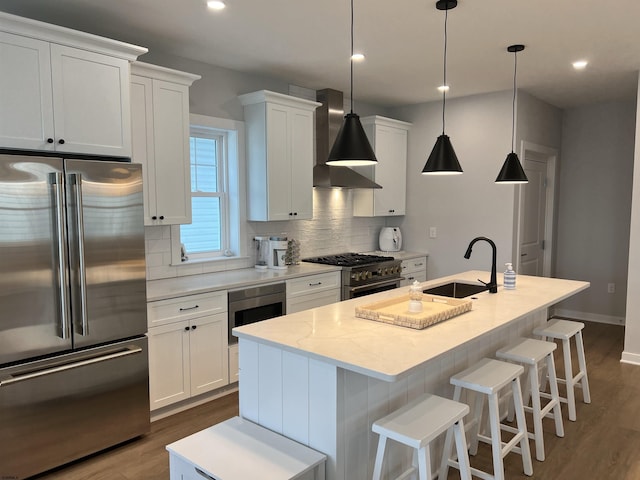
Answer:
30, 321, 639, 480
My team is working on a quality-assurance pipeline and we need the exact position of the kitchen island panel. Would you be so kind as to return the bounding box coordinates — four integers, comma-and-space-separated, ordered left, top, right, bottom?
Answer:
239, 308, 549, 480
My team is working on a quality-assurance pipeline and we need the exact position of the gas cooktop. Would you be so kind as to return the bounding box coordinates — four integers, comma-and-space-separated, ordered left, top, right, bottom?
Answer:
302, 253, 395, 267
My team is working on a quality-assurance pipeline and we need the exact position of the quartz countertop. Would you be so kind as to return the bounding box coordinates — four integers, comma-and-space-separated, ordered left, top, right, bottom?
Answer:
233, 271, 589, 381
147, 263, 341, 302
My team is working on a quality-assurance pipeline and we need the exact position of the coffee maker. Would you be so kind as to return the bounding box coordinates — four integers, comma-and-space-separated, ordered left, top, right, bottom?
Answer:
268, 236, 288, 270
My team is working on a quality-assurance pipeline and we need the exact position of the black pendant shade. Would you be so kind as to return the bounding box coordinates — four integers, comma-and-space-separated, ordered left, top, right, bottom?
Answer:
422, 134, 462, 174
496, 44, 528, 184
327, 0, 377, 167
495, 152, 528, 183
422, 0, 462, 175
326, 113, 378, 166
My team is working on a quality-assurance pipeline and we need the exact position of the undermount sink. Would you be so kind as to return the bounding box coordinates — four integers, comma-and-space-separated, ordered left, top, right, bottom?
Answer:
423, 281, 488, 299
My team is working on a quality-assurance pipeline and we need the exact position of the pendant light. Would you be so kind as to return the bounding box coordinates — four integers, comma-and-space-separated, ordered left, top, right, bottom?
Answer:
495, 45, 529, 184
326, 0, 377, 166
422, 0, 462, 175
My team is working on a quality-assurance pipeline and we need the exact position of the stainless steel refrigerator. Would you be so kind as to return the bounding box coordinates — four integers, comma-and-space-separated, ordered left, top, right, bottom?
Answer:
0, 153, 149, 480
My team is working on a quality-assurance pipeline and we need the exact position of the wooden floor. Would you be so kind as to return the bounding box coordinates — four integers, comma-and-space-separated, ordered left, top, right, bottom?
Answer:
31, 321, 640, 480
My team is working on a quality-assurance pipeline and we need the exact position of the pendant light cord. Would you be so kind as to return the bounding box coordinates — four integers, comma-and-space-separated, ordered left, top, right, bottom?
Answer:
511, 49, 517, 153
441, 6, 448, 135
350, 0, 354, 114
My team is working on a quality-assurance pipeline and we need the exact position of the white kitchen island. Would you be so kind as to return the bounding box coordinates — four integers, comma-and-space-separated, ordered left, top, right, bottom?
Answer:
233, 271, 589, 480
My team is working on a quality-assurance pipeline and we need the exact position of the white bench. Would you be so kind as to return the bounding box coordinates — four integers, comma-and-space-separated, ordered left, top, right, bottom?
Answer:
166, 416, 326, 480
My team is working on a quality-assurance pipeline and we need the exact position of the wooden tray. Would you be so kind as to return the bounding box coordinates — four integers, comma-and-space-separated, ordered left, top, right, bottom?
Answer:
355, 294, 472, 330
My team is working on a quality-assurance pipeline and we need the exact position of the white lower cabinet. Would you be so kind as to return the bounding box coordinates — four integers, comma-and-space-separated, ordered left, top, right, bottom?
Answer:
147, 291, 228, 410
286, 271, 341, 314
400, 256, 428, 287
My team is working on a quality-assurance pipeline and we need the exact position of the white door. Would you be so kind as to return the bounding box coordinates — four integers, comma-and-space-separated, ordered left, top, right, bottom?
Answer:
148, 322, 191, 410
50, 44, 131, 156
289, 107, 314, 220
0, 32, 55, 150
519, 158, 548, 276
266, 104, 292, 221
189, 314, 229, 396
151, 79, 192, 224
374, 126, 407, 216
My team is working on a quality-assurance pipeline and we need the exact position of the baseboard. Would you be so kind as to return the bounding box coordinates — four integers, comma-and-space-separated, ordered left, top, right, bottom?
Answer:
621, 351, 640, 366
151, 383, 238, 422
551, 308, 625, 326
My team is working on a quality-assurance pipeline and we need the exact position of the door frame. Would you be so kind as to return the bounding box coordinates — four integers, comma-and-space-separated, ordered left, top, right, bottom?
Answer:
514, 141, 558, 277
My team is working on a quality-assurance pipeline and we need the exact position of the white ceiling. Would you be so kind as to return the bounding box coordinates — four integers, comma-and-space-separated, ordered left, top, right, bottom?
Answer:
2, 0, 640, 109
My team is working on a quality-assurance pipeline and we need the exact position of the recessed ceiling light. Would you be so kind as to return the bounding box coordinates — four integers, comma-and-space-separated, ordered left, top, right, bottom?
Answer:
573, 60, 588, 70
207, 1, 226, 10
351, 53, 365, 61
438, 85, 449, 92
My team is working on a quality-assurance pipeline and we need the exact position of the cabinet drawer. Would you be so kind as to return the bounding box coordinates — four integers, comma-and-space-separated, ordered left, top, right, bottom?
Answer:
401, 257, 427, 275
148, 291, 227, 328
286, 271, 340, 298
400, 271, 427, 287
287, 289, 341, 315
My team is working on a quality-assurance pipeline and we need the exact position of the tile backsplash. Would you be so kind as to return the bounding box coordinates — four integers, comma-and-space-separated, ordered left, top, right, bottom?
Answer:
145, 189, 388, 280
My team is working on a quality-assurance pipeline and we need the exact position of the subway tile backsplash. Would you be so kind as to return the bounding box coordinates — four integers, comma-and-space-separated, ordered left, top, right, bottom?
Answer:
145, 189, 387, 280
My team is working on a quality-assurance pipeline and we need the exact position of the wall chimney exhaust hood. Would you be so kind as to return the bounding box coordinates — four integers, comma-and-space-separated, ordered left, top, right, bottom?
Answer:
314, 89, 381, 189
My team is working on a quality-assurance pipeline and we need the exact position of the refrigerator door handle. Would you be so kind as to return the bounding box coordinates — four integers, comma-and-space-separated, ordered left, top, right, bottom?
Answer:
51, 172, 72, 340
70, 173, 89, 336
0, 345, 143, 387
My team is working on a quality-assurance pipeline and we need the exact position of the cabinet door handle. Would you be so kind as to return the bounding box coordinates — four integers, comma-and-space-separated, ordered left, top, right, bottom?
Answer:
47, 138, 54, 144
414, 262, 423, 267
179, 305, 199, 311
293, 212, 298, 216
151, 215, 157, 220
58, 139, 65, 145
191, 325, 197, 330
194, 468, 216, 480
309, 282, 322, 286
184, 326, 190, 331
159, 215, 165, 220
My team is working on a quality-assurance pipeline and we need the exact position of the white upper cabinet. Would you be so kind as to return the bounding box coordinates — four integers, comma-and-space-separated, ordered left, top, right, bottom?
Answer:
353, 116, 412, 217
130, 62, 200, 225
0, 13, 146, 156
239, 90, 320, 221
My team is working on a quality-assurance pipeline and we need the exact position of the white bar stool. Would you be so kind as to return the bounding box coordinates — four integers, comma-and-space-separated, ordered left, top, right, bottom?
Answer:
439, 358, 533, 480
372, 393, 472, 480
533, 319, 591, 421
496, 338, 564, 461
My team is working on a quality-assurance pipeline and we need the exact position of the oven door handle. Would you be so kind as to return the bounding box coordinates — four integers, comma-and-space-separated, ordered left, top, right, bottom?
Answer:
348, 277, 403, 294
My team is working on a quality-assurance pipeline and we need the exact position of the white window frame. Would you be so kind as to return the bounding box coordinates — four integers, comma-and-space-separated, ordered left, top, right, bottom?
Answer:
170, 114, 246, 265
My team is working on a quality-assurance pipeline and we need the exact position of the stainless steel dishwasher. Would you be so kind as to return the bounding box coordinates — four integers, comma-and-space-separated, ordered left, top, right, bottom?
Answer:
227, 283, 286, 345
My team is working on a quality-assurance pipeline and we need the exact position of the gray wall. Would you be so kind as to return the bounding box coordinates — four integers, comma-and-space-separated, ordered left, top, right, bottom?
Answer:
389, 90, 561, 280
555, 100, 636, 323
141, 50, 387, 121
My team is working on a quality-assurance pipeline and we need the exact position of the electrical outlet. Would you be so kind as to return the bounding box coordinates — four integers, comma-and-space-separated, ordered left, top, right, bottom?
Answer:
608, 283, 615, 294
429, 227, 437, 239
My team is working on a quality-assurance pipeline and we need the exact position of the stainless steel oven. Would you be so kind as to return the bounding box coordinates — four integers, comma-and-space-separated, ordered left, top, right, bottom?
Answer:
303, 253, 403, 300
344, 276, 402, 299
228, 283, 286, 345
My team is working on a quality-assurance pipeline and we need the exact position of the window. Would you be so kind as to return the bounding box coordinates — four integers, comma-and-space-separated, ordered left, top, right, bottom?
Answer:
180, 128, 227, 258
171, 114, 244, 264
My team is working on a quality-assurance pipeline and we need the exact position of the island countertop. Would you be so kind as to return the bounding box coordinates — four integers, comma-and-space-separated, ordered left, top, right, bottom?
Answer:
233, 270, 589, 381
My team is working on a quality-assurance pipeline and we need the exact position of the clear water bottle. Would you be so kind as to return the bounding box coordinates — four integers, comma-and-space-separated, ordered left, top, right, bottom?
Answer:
504, 263, 516, 290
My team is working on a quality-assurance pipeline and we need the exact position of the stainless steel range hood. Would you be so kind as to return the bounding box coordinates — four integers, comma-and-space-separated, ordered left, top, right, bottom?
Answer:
314, 89, 381, 189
